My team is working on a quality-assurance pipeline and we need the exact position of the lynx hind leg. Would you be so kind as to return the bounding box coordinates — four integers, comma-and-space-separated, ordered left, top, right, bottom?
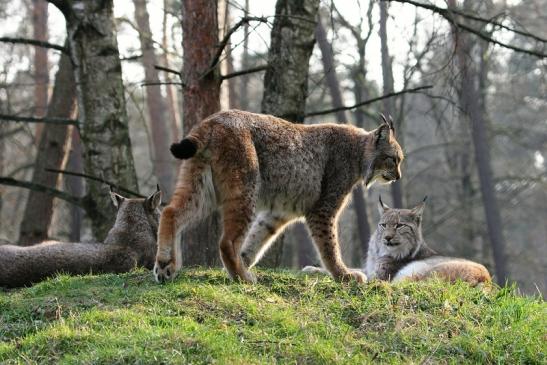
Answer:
302, 266, 366, 279
154, 159, 211, 283
306, 210, 366, 283
427, 261, 492, 286
240, 212, 292, 269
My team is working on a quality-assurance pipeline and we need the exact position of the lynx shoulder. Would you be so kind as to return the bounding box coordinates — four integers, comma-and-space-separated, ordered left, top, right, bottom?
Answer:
0, 188, 161, 288
154, 110, 404, 284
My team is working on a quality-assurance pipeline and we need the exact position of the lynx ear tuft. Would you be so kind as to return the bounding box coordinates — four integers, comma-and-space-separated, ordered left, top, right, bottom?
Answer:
378, 195, 390, 214
110, 190, 126, 208
146, 189, 162, 211
411, 197, 427, 218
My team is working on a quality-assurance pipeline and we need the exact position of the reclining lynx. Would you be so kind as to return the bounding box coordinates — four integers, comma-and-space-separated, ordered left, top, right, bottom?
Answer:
303, 197, 491, 285
154, 110, 403, 284
0, 188, 161, 288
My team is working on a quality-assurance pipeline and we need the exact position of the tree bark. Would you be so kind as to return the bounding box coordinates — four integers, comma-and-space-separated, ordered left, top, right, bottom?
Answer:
66, 127, 84, 242
451, 0, 508, 284
180, 0, 222, 267
19, 50, 76, 245
33, 0, 49, 117
315, 18, 371, 264
133, 0, 175, 196
239, 0, 250, 111
55, 0, 139, 240
32, 0, 49, 140
260, 0, 320, 267
161, 0, 181, 139
379, 1, 403, 208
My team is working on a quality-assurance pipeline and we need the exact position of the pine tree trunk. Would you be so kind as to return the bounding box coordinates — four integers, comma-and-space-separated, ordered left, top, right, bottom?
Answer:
66, 127, 84, 242
239, 0, 250, 111
32, 0, 49, 125
260, 0, 320, 268
379, 1, 403, 208
451, 0, 508, 284
316, 18, 371, 264
133, 0, 175, 196
57, 0, 139, 241
162, 0, 181, 139
19, 50, 76, 245
180, 0, 222, 267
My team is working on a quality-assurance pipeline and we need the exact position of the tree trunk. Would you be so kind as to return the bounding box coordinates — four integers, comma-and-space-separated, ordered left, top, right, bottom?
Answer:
180, 0, 222, 267
57, 0, 139, 241
451, 0, 508, 284
379, 1, 403, 208
315, 18, 371, 264
33, 0, 49, 120
133, 0, 175, 197
66, 127, 84, 242
260, 0, 320, 268
239, 0, 250, 111
162, 0, 181, 139
19, 50, 76, 245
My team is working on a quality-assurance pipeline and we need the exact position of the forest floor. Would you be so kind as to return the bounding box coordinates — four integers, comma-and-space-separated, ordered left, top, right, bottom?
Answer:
0, 268, 545, 364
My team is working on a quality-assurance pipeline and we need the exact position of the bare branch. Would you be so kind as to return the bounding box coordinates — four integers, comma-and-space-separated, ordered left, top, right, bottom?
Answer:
45, 169, 145, 198
0, 176, 83, 207
221, 64, 269, 80
120, 54, 142, 62
0, 113, 78, 126
384, 0, 547, 58
205, 16, 269, 77
0, 37, 68, 53
305, 85, 433, 117
154, 65, 181, 76
141, 81, 185, 87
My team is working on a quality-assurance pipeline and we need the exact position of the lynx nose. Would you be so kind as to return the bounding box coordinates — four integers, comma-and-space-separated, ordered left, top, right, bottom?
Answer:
385, 235, 393, 242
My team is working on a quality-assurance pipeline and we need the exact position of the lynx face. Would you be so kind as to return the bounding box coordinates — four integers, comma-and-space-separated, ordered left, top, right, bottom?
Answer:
364, 121, 404, 188
375, 199, 425, 260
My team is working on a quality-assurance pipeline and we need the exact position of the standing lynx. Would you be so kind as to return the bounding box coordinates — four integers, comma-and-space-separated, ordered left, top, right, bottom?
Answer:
154, 110, 403, 284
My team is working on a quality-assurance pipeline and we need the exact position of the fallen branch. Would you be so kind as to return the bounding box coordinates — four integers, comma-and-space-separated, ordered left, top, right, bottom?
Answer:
0, 37, 68, 53
45, 169, 145, 198
0, 177, 83, 207
221, 65, 269, 80
0, 113, 78, 126
305, 85, 433, 117
385, 0, 547, 58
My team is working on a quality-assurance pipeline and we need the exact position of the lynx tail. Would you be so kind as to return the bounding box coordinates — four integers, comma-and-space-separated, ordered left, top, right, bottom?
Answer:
170, 138, 197, 159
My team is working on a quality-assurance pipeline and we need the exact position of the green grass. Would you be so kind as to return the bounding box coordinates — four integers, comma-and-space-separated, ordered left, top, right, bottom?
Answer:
1, 269, 545, 364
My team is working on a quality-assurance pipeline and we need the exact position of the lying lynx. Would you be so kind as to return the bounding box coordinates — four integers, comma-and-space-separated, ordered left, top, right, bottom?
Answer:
0, 188, 161, 288
154, 110, 403, 284
303, 197, 491, 285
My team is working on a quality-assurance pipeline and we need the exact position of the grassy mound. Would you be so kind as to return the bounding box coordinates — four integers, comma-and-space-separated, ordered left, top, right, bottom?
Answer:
1, 269, 545, 364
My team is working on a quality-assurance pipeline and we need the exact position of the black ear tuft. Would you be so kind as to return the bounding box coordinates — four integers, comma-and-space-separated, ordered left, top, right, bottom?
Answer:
170, 138, 197, 159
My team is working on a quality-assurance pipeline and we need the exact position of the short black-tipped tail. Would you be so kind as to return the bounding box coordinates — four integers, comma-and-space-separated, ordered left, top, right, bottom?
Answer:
170, 138, 197, 159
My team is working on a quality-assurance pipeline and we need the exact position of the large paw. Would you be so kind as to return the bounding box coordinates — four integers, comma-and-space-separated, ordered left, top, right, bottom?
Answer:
302, 266, 327, 274
240, 269, 257, 284
153, 258, 178, 284
340, 270, 367, 283
240, 250, 253, 268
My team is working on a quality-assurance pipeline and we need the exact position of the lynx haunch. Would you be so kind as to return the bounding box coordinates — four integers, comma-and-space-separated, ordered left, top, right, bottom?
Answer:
154, 110, 403, 284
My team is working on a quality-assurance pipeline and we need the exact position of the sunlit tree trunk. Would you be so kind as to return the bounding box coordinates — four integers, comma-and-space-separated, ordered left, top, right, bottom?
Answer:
19, 50, 76, 245
134, 0, 175, 196
239, 0, 250, 111
315, 18, 372, 265
32, 0, 49, 141
260, 0, 320, 267
379, 1, 403, 208
51, 0, 139, 240
451, 0, 508, 283
162, 0, 181, 139
180, 0, 222, 266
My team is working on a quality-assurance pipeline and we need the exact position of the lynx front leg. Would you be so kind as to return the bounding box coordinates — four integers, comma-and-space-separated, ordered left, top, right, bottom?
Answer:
240, 212, 292, 269
306, 207, 367, 283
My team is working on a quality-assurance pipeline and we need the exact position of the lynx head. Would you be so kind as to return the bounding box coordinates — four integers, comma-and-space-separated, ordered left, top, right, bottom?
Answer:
364, 114, 404, 188
374, 196, 426, 259
105, 185, 162, 246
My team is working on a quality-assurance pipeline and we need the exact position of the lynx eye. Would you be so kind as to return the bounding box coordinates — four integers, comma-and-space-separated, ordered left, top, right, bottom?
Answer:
396, 223, 406, 229
379, 223, 387, 228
